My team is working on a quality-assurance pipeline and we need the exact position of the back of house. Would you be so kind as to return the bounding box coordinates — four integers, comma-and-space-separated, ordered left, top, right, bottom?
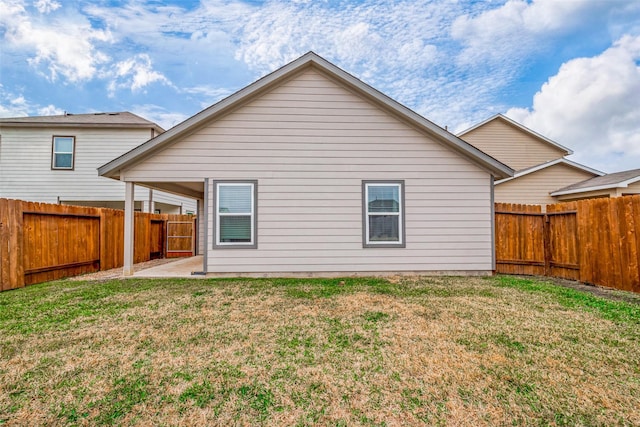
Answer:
100, 52, 512, 276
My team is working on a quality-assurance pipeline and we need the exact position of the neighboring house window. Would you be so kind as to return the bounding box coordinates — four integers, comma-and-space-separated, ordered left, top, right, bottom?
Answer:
52, 136, 75, 170
363, 180, 405, 248
214, 181, 257, 248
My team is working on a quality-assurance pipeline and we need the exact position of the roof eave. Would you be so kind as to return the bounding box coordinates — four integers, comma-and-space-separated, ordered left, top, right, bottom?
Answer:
0, 121, 162, 131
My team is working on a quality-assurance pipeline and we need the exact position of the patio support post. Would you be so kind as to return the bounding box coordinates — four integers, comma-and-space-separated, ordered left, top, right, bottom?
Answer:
123, 181, 135, 276
148, 188, 154, 213
202, 178, 209, 273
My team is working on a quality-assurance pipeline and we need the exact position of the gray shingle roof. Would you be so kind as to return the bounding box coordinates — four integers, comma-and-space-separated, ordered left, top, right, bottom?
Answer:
0, 112, 163, 130
552, 168, 640, 194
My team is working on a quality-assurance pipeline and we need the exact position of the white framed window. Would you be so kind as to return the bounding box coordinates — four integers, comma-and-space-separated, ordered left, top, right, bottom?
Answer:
52, 136, 75, 170
214, 181, 257, 248
363, 181, 405, 248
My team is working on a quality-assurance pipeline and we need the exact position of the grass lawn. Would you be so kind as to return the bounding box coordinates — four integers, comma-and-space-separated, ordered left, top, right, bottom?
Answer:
1, 275, 639, 426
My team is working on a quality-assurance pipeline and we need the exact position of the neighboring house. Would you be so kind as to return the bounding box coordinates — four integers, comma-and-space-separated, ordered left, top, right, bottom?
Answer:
458, 114, 604, 206
99, 52, 513, 276
0, 112, 196, 214
551, 168, 640, 201
492, 158, 604, 206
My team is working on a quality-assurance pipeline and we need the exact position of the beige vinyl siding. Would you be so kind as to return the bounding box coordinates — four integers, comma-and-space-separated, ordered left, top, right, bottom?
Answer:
461, 118, 567, 171
622, 181, 640, 195
0, 126, 195, 212
122, 68, 494, 273
495, 163, 598, 205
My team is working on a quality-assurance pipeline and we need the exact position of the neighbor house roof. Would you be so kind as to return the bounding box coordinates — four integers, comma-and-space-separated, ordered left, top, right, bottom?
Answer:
457, 113, 573, 156
495, 158, 604, 185
550, 168, 640, 196
99, 52, 513, 180
0, 112, 164, 133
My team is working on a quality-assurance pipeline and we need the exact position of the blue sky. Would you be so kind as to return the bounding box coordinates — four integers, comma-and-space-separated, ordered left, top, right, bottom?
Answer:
1, 0, 639, 173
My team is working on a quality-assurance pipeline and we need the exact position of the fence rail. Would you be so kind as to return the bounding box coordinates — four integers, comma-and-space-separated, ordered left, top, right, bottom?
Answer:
0, 198, 196, 291
496, 196, 640, 293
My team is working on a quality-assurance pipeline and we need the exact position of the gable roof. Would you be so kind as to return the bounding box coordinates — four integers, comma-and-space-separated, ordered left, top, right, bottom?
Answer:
0, 111, 164, 132
550, 168, 640, 196
457, 113, 573, 156
495, 157, 604, 185
99, 52, 513, 180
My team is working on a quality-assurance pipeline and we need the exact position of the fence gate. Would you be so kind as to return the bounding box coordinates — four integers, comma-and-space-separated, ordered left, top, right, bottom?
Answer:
495, 208, 580, 281
150, 219, 165, 259
166, 220, 194, 257
495, 210, 546, 276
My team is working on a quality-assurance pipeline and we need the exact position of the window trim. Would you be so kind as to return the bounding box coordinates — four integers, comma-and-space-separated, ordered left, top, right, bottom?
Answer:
212, 180, 258, 249
51, 135, 76, 170
362, 180, 405, 248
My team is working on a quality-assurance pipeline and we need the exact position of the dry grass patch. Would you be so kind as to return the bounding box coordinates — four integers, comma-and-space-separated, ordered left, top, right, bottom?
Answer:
0, 275, 639, 426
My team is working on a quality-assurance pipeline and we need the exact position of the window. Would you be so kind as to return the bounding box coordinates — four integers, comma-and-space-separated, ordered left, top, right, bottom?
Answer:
52, 136, 75, 170
214, 181, 257, 248
363, 181, 405, 247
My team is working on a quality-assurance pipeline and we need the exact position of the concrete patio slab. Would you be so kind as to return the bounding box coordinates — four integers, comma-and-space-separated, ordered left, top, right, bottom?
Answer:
133, 256, 204, 278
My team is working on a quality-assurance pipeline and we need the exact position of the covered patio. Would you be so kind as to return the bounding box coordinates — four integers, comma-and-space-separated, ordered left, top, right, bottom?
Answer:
119, 180, 208, 277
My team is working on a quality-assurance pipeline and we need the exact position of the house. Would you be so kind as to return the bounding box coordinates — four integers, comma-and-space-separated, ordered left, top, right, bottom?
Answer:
458, 114, 604, 206
99, 52, 513, 276
0, 112, 196, 214
551, 168, 640, 201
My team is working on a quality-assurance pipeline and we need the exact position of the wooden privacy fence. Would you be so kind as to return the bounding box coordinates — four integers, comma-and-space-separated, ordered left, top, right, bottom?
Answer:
496, 196, 640, 293
0, 198, 196, 291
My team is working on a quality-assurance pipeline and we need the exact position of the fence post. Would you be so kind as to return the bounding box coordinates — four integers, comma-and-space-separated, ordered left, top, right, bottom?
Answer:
7, 199, 25, 290
543, 213, 551, 277
0, 199, 7, 290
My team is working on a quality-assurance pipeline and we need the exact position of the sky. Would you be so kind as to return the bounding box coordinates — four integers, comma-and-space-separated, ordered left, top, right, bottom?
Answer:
1, 0, 639, 173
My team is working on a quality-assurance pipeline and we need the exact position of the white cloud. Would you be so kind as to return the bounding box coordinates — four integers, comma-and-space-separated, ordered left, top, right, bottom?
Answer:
0, 86, 62, 118
131, 104, 189, 131
234, 0, 444, 78
0, 94, 29, 117
107, 54, 172, 94
0, 0, 111, 82
506, 35, 640, 173
34, 0, 60, 14
37, 104, 64, 115
182, 85, 234, 108
451, 0, 639, 64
